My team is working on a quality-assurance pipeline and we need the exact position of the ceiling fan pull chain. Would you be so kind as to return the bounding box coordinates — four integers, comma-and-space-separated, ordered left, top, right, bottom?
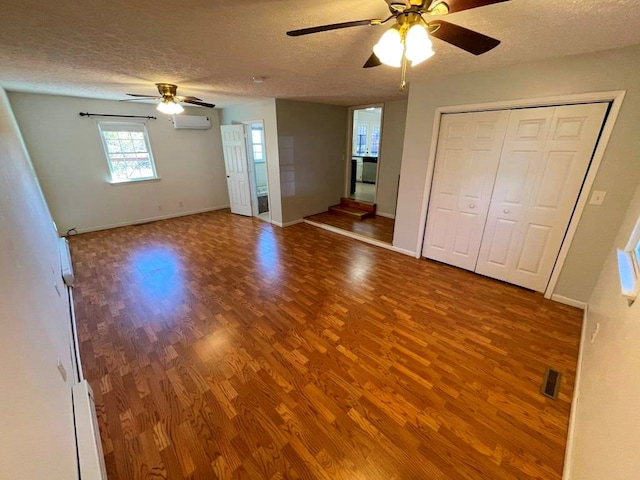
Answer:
399, 53, 408, 91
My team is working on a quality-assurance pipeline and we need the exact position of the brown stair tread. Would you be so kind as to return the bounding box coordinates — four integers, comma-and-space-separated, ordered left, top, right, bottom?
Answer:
340, 197, 376, 213
328, 205, 373, 219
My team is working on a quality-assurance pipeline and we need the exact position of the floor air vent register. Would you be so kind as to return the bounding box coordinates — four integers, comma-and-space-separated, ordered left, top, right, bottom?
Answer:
541, 368, 561, 400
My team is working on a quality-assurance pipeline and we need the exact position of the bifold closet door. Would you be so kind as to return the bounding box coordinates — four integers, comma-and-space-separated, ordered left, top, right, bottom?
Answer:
475, 103, 609, 292
422, 110, 510, 270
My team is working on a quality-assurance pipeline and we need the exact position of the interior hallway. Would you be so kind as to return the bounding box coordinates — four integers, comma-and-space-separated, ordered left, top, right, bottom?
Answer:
70, 210, 582, 479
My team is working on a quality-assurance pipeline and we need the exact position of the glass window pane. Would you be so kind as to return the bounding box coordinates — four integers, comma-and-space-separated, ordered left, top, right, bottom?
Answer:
106, 140, 121, 153
634, 240, 640, 266
133, 140, 147, 152
120, 139, 135, 152
252, 129, 262, 144
117, 131, 131, 140
131, 132, 144, 140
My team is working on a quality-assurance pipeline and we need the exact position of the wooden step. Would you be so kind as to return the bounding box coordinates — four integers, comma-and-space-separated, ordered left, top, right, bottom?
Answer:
328, 204, 374, 220
340, 197, 376, 214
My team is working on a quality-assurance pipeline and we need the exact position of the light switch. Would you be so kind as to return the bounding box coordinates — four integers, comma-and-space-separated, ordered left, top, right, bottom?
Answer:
589, 190, 606, 206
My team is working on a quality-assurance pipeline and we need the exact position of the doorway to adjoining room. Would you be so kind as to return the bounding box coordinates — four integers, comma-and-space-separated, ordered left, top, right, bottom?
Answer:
350, 106, 382, 203
247, 122, 270, 222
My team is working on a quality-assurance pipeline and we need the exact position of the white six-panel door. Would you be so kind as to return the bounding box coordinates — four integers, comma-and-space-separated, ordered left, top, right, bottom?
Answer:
422, 111, 510, 270
221, 125, 253, 217
475, 103, 608, 291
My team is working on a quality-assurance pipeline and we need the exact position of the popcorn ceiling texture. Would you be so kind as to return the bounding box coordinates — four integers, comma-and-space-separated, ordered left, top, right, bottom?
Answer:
0, 0, 639, 106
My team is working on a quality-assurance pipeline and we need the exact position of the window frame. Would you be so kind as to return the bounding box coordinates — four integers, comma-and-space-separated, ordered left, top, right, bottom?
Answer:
97, 121, 159, 184
617, 216, 640, 303
250, 125, 265, 163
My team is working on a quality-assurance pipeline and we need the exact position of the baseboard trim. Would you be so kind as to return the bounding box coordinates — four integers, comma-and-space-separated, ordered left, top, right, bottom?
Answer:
551, 294, 587, 310
375, 211, 396, 219
272, 218, 304, 228
68, 205, 230, 234
562, 305, 589, 480
303, 219, 415, 257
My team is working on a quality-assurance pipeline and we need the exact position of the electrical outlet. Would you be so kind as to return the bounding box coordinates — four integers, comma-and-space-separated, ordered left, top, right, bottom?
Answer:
589, 190, 606, 206
57, 358, 67, 382
179, 201, 184, 208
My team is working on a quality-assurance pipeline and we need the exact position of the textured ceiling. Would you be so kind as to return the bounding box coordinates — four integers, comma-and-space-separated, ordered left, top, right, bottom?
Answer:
0, 0, 639, 107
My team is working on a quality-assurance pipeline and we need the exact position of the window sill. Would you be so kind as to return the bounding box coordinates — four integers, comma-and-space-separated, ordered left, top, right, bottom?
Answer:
109, 177, 161, 186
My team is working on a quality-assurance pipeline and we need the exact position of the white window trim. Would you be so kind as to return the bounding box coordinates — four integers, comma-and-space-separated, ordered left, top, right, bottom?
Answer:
97, 121, 159, 184
617, 216, 640, 303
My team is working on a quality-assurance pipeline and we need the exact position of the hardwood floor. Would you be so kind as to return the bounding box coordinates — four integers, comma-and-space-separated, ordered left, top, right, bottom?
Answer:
304, 212, 395, 244
70, 210, 582, 480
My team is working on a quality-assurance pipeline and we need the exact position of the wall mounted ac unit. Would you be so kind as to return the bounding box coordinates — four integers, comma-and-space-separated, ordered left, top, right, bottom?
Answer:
172, 114, 211, 130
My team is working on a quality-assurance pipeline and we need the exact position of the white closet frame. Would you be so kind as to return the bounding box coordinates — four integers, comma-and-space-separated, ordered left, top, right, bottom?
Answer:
415, 91, 626, 304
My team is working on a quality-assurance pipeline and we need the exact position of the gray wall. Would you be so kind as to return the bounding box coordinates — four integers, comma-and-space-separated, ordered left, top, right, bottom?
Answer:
0, 87, 78, 478
275, 99, 348, 224
395, 44, 640, 303
9, 93, 229, 233
377, 99, 408, 217
568, 181, 640, 479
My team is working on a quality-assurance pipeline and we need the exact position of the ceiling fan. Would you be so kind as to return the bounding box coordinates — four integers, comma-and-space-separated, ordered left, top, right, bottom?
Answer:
121, 83, 215, 114
287, 0, 508, 89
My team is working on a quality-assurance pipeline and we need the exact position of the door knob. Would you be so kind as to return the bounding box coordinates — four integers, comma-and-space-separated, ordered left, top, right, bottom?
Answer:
503, 209, 510, 214
469, 204, 476, 209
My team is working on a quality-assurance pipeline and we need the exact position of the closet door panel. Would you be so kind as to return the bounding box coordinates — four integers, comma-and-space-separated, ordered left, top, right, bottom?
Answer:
475, 107, 554, 281
423, 111, 510, 270
508, 102, 609, 290
477, 103, 609, 291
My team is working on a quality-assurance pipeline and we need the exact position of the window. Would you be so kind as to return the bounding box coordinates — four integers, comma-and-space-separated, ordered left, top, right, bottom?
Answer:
355, 125, 367, 156
617, 216, 640, 303
98, 122, 158, 183
371, 126, 381, 156
251, 125, 265, 163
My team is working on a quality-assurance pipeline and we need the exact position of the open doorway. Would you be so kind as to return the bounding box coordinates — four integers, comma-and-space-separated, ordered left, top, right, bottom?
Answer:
349, 105, 383, 204
245, 121, 270, 222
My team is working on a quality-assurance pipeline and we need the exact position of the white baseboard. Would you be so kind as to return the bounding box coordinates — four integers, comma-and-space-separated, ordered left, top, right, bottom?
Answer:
551, 294, 587, 310
562, 305, 589, 480
303, 219, 415, 257
68, 205, 230, 234
272, 218, 304, 228
375, 211, 396, 219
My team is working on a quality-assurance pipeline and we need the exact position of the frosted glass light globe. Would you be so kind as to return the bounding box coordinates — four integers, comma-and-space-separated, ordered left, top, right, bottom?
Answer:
405, 23, 434, 66
373, 27, 403, 68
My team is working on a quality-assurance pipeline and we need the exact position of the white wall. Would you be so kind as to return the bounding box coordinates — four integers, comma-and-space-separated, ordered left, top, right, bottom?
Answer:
396, 44, 640, 303
0, 87, 78, 479
567, 182, 640, 479
376, 99, 408, 217
8, 92, 229, 233
220, 99, 283, 224
275, 99, 348, 224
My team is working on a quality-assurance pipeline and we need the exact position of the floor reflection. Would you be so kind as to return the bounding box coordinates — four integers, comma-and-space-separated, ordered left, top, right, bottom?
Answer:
255, 227, 281, 280
130, 246, 184, 312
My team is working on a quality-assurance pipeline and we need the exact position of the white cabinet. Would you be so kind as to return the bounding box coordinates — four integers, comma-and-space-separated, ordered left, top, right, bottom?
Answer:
423, 102, 608, 292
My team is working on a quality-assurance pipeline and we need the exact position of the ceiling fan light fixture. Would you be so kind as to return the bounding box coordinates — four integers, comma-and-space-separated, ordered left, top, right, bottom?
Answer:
373, 26, 403, 67
157, 99, 184, 115
405, 23, 434, 66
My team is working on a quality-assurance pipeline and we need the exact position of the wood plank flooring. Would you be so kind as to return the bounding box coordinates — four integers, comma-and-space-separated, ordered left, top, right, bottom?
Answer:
304, 212, 395, 244
70, 210, 583, 480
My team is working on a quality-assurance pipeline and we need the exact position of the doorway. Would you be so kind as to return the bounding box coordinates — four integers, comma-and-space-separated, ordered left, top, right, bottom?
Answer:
220, 121, 271, 222
348, 106, 383, 204
245, 121, 270, 223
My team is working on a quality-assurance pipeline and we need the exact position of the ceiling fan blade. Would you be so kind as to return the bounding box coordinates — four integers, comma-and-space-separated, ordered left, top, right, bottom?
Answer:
363, 53, 382, 68
178, 95, 203, 102
428, 0, 509, 14
287, 19, 380, 37
429, 20, 500, 55
119, 96, 161, 102
125, 93, 159, 98
182, 99, 215, 108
